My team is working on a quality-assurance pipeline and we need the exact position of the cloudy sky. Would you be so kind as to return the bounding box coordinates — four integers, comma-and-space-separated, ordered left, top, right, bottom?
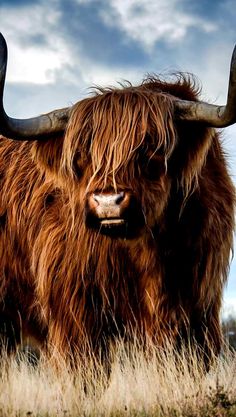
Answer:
0, 0, 236, 314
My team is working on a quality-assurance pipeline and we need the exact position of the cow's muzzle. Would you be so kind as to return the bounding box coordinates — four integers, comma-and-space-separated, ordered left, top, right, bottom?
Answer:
88, 192, 127, 225
85, 191, 144, 237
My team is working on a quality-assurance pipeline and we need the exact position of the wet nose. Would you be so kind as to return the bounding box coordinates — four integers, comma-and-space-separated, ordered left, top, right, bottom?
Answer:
93, 192, 125, 207
88, 192, 127, 219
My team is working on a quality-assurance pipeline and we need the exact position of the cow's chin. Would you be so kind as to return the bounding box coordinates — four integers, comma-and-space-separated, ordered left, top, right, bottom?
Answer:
86, 215, 144, 239
99, 218, 128, 238
100, 218, 125, 226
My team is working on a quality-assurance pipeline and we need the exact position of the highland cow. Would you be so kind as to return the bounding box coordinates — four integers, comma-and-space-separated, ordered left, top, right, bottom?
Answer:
0, 33, 235, 364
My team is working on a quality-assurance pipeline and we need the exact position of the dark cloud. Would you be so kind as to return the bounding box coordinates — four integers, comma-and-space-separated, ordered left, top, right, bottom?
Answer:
1, 0, 151, 69
180, 0, 228, 20
14, 33, 49, 48
181, 0, 236, 37
0, 0, 41, 6
56, 0, 150, 68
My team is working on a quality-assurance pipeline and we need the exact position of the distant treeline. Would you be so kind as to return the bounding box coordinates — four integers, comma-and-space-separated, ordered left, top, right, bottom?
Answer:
222, 314, 236, 349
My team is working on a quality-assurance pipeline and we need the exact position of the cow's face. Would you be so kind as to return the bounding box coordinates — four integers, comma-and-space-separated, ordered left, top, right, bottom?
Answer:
81, 146, 172, 238
62, 89, 177, 238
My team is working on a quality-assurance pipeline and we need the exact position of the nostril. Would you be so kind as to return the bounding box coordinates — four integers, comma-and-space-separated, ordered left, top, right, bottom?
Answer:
115, 192, 125, 205
93, 194, 100, 205
89, 194, 101, 210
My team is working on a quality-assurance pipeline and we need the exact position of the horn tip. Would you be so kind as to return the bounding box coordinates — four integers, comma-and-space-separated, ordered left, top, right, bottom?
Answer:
0, 33, 7, 46
0, 33, 7, 60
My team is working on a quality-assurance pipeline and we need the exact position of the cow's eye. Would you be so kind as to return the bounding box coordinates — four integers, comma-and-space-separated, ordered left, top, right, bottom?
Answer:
74, 154, 84, 179
145, 155, 165, 180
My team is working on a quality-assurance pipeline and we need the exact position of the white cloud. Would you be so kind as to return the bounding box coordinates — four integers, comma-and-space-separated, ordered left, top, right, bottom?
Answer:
0, 3, 72, 84
6, 44, 66, 84
100, 0, 217, 49
194, 44, 234, 103
79, 62, 142, 89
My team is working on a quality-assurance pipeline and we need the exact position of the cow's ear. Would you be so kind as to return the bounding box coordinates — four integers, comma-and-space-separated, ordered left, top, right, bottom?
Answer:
170, 123, 214, 195
30, 136, 64, 180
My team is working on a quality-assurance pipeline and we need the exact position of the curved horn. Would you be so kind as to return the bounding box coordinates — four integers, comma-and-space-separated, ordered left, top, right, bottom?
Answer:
0, 33, 70, 141
175, 45, 236, 127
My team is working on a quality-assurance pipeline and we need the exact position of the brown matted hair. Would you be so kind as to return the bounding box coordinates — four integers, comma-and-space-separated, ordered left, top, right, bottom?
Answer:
0, 75, 234, 364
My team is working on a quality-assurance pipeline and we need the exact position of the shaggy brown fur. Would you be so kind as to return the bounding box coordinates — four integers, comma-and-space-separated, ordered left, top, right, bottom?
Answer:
0, 76, 234, 363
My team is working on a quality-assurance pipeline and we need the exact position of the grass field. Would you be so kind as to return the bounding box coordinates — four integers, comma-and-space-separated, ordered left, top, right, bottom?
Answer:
0, 341, 236, 417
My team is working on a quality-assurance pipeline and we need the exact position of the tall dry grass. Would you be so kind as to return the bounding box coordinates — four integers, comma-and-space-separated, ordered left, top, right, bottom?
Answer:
0, 340, 236, 417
